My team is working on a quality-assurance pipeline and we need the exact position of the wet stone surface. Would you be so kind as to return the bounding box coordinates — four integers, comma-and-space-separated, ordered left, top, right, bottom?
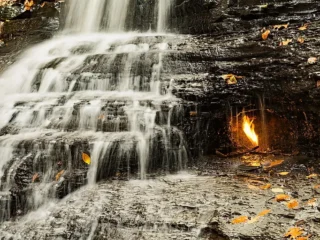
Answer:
0, 162, 319, 239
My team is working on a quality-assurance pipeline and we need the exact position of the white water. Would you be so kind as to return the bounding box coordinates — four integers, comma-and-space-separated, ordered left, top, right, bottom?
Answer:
0, 0, 186, 225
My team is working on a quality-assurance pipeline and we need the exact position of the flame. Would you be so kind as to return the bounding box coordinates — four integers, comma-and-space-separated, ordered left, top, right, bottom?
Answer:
242, 115, 259, 146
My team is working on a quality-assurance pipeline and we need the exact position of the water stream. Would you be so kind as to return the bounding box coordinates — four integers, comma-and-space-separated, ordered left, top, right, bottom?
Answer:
0, 0, 188, 224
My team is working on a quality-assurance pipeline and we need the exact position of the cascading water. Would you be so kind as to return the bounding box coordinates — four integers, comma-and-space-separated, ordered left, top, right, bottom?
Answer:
0, 0, 188, 226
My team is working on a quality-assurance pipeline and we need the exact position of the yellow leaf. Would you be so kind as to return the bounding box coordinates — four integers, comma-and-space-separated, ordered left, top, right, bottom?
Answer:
273, 24, 289, 30
231, 216, 248, 224
221, 74, 243, 85
280, 39, 292, 46
32, 173, 39, 183
275, 194, 290, 202
297, 37, 305, 44
278, 172, 290, 176
260, 183, 271, 190
287, 199, 299, 209
298, 24, 308, 31
82, 152, 91, 165
307, 198, 317, 206
258, 4, 268, 8
284, 227, 304, 239
306, 173, 318, 179
307, 58, 317, 65
258, 209, 271, 217
55, 170, 65, 181
262, 30, 270, 40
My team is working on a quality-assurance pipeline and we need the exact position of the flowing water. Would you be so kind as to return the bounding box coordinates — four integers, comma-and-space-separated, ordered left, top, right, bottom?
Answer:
0, 0, 188, 225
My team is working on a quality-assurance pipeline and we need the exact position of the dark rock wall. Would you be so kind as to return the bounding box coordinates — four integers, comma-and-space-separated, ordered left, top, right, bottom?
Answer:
167, 0, 320, 156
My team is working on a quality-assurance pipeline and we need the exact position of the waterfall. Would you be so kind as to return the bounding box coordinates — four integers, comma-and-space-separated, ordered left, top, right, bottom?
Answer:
157, 0, 172, 32
64, 0, 173, 33
0, 0, 186, 224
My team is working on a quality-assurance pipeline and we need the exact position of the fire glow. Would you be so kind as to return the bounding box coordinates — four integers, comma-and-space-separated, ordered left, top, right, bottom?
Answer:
242, 115, 259, 146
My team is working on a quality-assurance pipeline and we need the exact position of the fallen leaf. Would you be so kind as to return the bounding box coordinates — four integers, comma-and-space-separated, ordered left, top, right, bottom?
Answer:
298, 24, 308, 31
248, 209, 271, 224
82, 152, 91, 165
306, 173, 318, 179
271, 188, 284, 193
296, 237, 309, 240
278, 172, 290, 176
258, 209, 271, 217
273, 24, 289, 30
190, 111, 197, 117
287, 199, 299, 209
231, 216, 248, 224
280, 39, 292, 46
55, 170, 65, 181
32, 173, 39, 183
284, 227, 304, 239
307, 198, 317, 206
264, 159, 284, 168
221, 74, 243, 85
314, 184, 320, 189
275, 194, 290, 202
260, 183, 271, 190
258, 4, 268, 8
297, 37, 305, 43
307, 57, 317, 65
262, 30, 270, 40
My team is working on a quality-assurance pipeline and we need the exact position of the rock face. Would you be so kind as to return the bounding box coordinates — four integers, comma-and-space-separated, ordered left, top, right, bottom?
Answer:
168, 0, 320, 157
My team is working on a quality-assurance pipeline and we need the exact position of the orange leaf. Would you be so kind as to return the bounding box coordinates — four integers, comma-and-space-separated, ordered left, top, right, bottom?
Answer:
273, 24, 289, 30
314, 184, 320, 189
287, 199, 299, 209
82, 153, 91, 165
296, 237, 309, 240
32, 173, 39, 183
264, 159, 284, 168
231, 216, 248, 224
297, 37, 305, 44
262, 30, 270, 40
55, 170, 65, 181
306, 173, 318, 179
258, 209, 271, 217
248, 209, 271, 224
298, 24, 308, 31
260, 183, 271, 190
278, 172, 290, 176
284, 227, 304, 239
275, 194, 290, 202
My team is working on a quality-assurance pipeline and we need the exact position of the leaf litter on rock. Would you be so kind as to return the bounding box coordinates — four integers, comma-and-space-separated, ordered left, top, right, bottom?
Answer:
284, 227, 304, 239
275, 194, 291, 202
286, 199, 299, 209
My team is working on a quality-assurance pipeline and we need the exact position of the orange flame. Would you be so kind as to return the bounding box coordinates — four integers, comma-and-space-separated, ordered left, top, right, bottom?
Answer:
242, 115, 259, 146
